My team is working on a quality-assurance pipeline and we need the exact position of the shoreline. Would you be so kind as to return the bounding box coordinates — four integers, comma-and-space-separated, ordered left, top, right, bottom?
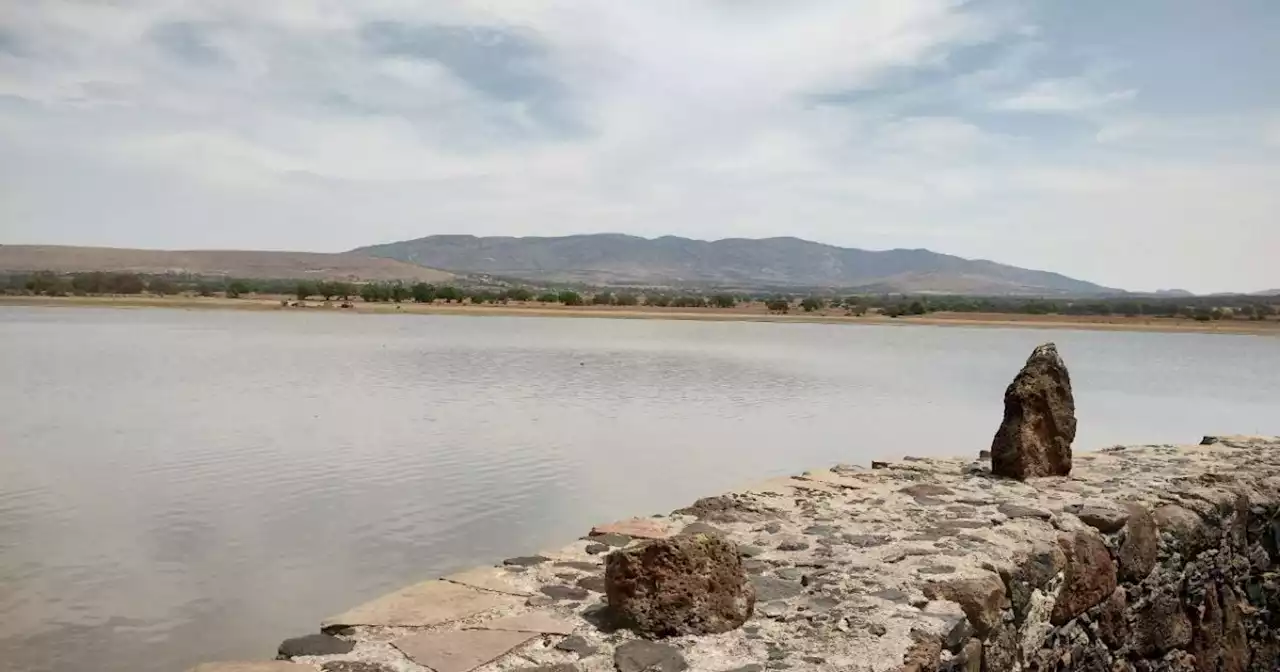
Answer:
195, 435, 1280, 672
3, 294, 1278, 336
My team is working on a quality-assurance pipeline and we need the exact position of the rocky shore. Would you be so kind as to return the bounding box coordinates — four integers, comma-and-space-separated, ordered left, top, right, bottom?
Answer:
190, 346, 1280, 672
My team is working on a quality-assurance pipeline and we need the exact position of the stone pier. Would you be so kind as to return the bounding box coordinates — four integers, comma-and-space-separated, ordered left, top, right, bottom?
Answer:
192, 435, 1280, 672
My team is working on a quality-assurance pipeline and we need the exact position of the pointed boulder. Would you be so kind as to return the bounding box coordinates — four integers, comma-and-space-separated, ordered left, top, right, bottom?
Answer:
991, 343, 1076, 479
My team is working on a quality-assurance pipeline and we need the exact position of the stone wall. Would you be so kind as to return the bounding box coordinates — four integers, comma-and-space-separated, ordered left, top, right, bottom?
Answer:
192, 436, 1280, 672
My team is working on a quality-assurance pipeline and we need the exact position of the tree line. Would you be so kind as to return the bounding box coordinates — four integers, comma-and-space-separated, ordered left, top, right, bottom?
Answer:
4, 271, 1275, 321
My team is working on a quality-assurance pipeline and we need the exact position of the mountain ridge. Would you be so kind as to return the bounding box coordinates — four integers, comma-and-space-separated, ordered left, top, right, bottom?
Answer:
0, 245, 455, 282
354, 233, 1117, 295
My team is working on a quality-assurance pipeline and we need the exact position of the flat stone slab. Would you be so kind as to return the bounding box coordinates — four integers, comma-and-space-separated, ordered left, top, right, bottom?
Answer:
443, 566, 532, 596
591, 518, 672, 539
394, 629, 534, 672
189, 664, 314, 672
323, 580, 518, 628
472, 612, 577, 635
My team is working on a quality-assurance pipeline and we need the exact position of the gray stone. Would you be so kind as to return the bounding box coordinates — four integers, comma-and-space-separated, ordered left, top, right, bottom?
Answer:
513, 665, 580, 672
394, 629, 535, 672
606, 534, 755, 637
750, 576, 803, 602
871, 588, 910, 604
193, 660, 316, 665
526, 595, 554, 607
613, 640, 688, 672
762, 522, 783, 534
722, 666, 763, 672
918, 565, 956, 575
776, 540, 809, 551
476, 612, 576, 635
1065, 504, 1129, 533
997, 502, 1052, 520
586, 543, 610, 555
900, 484, 955, 497
680, 522, 726, 537
320, 663, 395, 672
1119, 503, 1158, 582
738, 545, 764, 557
990, 342, 1076, 479
775, 568, 803, 581
504, 555, 551, 567
593, 533, 634, 547
576, 575, 606, 593
555, 635, 599, 657
541, 584, 590, 601
758, 601, 787, 618
277, 633, 353, 658
555, 561, 601, 572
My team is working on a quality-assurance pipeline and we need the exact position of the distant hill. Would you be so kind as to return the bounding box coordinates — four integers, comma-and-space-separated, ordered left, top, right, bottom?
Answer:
0, 245, 455, 282
354, 234, 1115, 295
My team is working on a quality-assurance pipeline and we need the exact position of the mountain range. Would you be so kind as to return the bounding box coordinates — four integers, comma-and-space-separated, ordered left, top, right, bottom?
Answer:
354, 234, 1115, 295
0, 245, 455, 283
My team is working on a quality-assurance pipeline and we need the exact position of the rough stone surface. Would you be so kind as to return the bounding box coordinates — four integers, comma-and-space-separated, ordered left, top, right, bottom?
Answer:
1051, 528, 1117, 625
192, 435, 1280, 672
277, 633, 353, 658
592, 518, 672, 540
393, 629, 534, 672
990, 342, 1076, 479
613, 640, 688, 672
923, 573, 1006, 637
190, 660, 313, 665
1118, 503, 1158, 582
606, 533, 755, 637
320, 664, 393, 672
1066, 504, 1130, 533
322, 580, 517, 629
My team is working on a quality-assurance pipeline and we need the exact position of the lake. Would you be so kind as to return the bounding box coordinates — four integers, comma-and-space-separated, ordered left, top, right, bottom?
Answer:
1, 306, 1276, 672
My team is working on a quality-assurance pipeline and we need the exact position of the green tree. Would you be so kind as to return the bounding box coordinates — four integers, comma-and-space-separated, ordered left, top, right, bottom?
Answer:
110, 273, 146, 294
226, 280, 252, 298
765, 298, 790, 314
411, 282, 436, 303
436, 286, 462, 303
558, 290, 584, 306
148, 276, 178, 295
615, 293, 639, 306
800, 297, 824, 312
592, 291, 615, 305
645, 294, 671, 307
71, 272, 107, 294
710, 294, 736, 308
294, 281, 317, 301
505, 287, 533, 302
389, 282, 410, 303
536, 291, 560, 303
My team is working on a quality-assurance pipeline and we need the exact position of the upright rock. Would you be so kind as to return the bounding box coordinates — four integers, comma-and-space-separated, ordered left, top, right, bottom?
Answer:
991, 342, 1076, 479
605, 533, 755, 637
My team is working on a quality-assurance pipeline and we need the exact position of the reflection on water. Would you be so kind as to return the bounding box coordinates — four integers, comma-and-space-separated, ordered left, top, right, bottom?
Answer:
0, 307, 1276, 672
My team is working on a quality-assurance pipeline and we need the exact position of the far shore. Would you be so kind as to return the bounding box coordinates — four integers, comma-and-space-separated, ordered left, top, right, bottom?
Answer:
2, 293, 1278, 335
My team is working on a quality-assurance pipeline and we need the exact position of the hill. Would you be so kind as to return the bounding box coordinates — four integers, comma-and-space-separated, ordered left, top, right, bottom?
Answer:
354, 234, 1114, 295
0, 245, 454, 282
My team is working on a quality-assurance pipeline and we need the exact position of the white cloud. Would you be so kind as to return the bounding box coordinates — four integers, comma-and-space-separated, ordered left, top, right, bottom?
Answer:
0, 0, 1277, 293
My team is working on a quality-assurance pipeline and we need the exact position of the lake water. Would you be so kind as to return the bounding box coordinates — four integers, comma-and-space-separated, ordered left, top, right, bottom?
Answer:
1, 306, 1276, 672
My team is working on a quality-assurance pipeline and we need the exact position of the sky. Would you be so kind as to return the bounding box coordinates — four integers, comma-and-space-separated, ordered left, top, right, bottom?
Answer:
1, 1, 1278, 293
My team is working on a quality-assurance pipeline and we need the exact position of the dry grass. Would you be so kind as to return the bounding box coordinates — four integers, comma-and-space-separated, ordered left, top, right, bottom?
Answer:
3, 294, 1278, 336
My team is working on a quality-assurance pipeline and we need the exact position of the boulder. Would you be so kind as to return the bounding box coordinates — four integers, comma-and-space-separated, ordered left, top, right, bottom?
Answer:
277, 633, 354, 658
923, 572, 1006, 637
990, 343, 1076, 479
613, 640, 688, 672
605, 533, 755, 637
1051, 529, 1117, 625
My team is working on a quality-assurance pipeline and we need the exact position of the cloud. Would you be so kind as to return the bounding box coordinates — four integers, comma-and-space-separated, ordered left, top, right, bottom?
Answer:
0, 0, 1277, 293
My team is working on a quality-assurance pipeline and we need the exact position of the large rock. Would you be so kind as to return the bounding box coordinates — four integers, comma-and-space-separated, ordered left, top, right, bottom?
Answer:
990, 343, 1076, 479
1051, 529, 1117, 625
605, 533, 755, 637
923, 573, 1006, 637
